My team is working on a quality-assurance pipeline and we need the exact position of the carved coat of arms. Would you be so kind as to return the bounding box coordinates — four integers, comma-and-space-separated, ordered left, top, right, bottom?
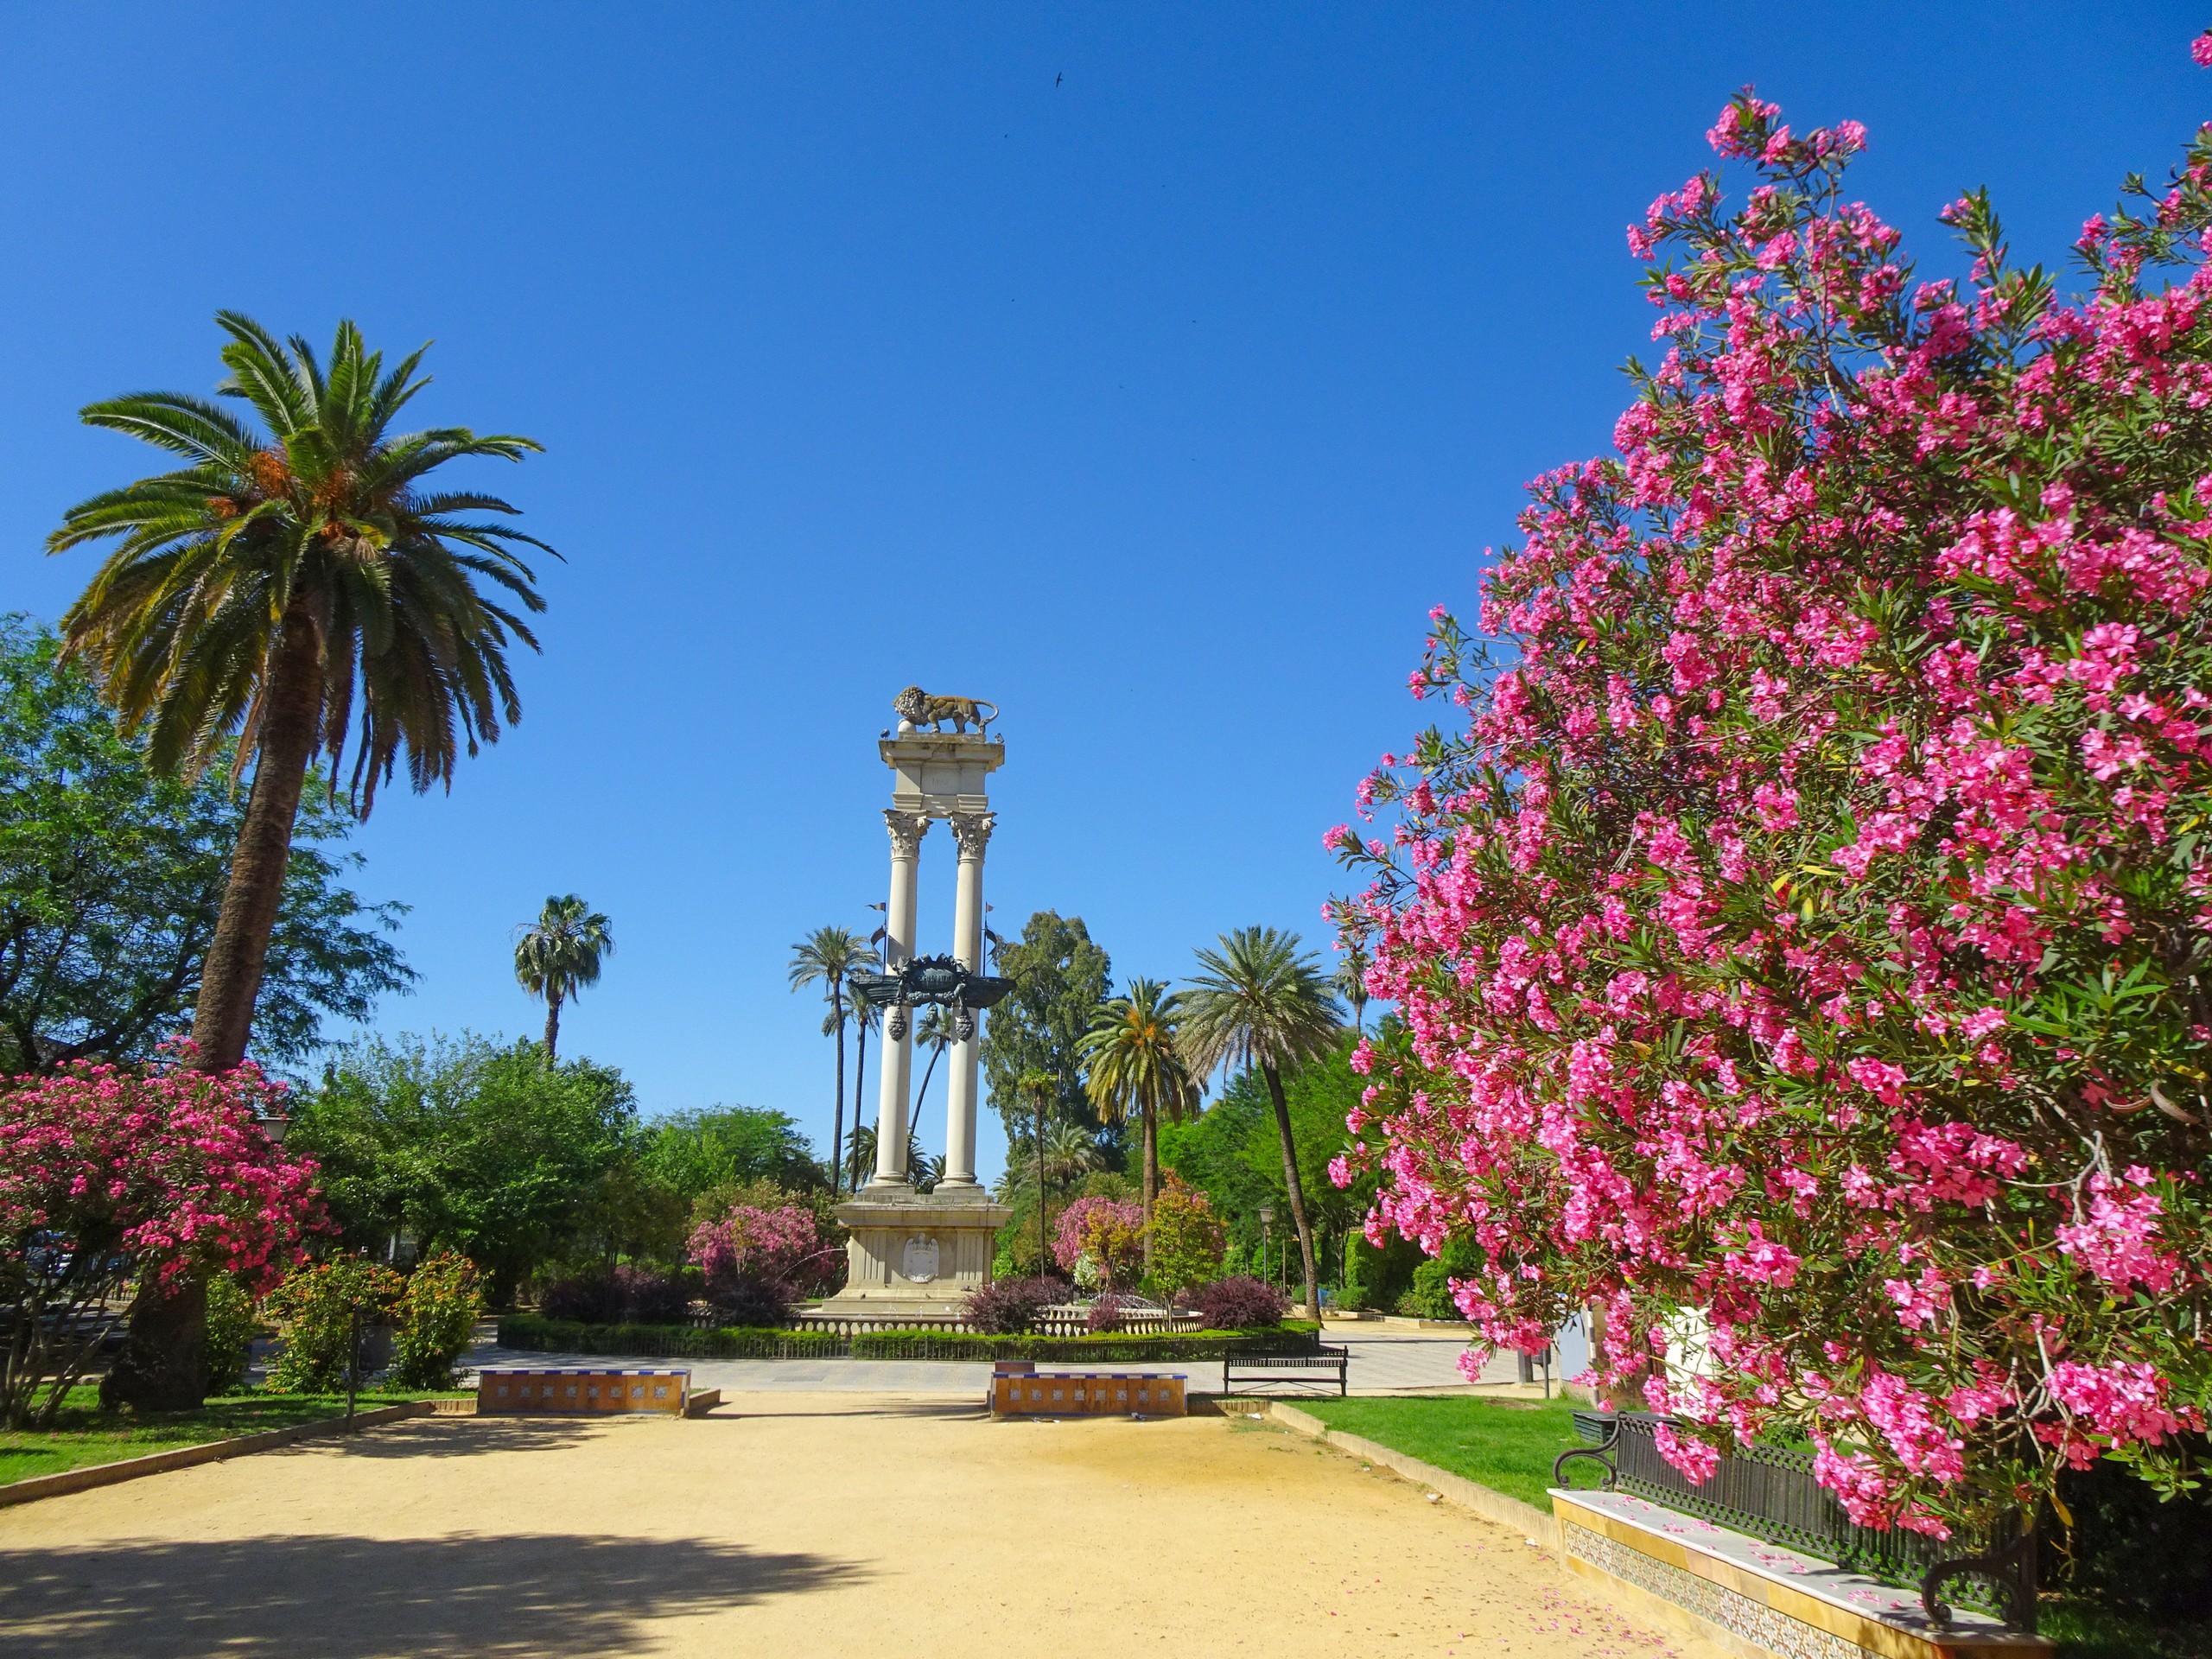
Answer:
901, 1234, 941, 1283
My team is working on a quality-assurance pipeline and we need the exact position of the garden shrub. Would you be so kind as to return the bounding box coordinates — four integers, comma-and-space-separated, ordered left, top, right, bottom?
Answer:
263, 1257, 403, 1393
202, 1274, 258, 1394
964, 1274, 1070, 1335
390, 1251, 484, 1389
1086, 1291, 1135, 1334
690, 1199, 839, 1321
1181, 1275, 1289, 1329
1333, 68, 2212, 1534
1052, 1196, 1144, 1289
536, 1263, 691, 1326
1141, 1176, 1225, 1294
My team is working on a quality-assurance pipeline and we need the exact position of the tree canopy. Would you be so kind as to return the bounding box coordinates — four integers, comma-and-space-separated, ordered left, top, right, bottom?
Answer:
0, 614, 409, 1073
981, 909, 1112, 1149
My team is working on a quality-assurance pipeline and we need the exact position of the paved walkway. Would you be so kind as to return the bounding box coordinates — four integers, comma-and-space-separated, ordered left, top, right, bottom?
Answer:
0, 1397, 1719, 1657
466, 1325, 1545, 1398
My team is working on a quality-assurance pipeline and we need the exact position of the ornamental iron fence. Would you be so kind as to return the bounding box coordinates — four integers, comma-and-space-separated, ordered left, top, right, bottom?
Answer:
1553, 1409, 2035, 1632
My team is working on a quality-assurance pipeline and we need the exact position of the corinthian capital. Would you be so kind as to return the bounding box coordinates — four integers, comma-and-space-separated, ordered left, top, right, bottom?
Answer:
950, 811, 996, 861
883, 808, 931, 860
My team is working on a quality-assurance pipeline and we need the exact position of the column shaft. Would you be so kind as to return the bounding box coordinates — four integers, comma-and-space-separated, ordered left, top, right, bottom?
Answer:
941, 812, 994, 1192
872, 810, 926, 1186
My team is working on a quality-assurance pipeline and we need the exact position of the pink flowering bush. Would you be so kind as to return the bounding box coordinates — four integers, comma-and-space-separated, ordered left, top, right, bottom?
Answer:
1332, 80, 2212, 1535
0, 1057, 321, 1426
688, 1201, 838, 1327
1052, 1196, 1146, 1289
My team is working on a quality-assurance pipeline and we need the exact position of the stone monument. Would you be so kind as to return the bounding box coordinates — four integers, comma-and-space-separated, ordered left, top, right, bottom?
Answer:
812, 690, 1014, 1322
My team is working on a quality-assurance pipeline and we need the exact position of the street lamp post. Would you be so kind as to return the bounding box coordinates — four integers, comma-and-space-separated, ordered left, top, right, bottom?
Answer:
1257, 1205, 1274, 1291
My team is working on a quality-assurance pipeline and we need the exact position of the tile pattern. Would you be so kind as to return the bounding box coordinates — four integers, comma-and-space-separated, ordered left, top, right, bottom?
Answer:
1565, 1522, 1865, 1659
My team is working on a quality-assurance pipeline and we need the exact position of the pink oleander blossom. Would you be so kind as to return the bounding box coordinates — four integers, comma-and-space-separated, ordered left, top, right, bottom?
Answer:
1328, 63, 2212, 1532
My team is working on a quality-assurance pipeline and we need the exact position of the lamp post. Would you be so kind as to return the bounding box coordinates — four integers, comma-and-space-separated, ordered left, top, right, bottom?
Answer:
1258, 1205, 1274, 1291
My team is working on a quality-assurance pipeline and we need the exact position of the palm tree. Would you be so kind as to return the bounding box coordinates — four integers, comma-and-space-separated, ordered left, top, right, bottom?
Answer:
1179, 926, 1344, 1321
849, 994, 880, 1191
789, 926, 874, 1197
512, 895, 613, 1060
48, 313, 549, 1074
1334, 943, 1372, 1035
912, 1004, 953, 1117
1078, 978, 1198, 1242
842, 1122, 931, 1190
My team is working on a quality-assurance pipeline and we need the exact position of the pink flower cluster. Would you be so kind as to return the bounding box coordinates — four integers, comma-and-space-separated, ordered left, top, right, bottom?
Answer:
0, 1053, 322, 1290
1053, 1195, 1147, 1288
688, 1203, 837, 1299
1330, 79, 2212, 1531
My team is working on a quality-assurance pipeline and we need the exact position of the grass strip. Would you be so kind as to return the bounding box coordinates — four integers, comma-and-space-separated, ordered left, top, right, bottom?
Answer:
1298, 1395, 1581, 1512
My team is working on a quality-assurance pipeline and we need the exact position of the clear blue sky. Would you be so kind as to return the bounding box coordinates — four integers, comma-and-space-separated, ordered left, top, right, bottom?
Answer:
2, 4, 2202, 1180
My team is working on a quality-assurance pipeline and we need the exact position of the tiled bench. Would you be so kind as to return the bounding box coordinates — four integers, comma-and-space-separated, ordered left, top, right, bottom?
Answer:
477, 1367, 691, 1416
989, 1368, 1185, 1417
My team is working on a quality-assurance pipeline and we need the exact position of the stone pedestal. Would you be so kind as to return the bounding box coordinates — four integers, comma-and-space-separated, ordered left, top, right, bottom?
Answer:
817, 1187, 1014, 1319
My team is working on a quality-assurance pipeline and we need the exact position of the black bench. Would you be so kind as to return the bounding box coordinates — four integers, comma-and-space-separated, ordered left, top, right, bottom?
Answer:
1220, 1344, 1350, 1397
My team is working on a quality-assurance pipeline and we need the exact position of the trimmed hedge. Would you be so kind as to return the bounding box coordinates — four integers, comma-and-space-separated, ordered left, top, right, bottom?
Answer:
495, 1313, 1321, 1364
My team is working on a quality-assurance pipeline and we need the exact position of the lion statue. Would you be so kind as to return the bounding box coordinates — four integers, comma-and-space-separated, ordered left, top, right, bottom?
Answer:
893, 685, 999, 734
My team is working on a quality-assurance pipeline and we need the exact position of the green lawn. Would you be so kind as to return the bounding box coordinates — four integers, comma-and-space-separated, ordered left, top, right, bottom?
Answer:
0, 1385, 452, 1486
1299, 1395, 1581, 1511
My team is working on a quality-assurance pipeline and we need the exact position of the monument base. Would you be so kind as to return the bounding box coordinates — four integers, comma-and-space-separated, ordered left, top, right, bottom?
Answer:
814, 1185, 1013, 1320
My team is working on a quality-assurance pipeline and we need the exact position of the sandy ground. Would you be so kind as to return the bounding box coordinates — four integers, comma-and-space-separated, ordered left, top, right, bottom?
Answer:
0, 1395, 1728, 1659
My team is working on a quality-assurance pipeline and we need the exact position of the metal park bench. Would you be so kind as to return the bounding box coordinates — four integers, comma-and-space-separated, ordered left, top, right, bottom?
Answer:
1220, 1344, 1349, 1397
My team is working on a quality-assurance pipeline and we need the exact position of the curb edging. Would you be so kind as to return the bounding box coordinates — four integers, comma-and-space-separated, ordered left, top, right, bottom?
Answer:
0, 1401, 431, 1509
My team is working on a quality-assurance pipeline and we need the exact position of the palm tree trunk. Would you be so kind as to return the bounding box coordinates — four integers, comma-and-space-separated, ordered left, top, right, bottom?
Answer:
190, 610, 323, 1073
1036, 1095, 1049, 1274
1262, 1062, 1320, 1320
543, 991, 563, 1060
830, 992, 848, 1198
849, 1013, 867, 1194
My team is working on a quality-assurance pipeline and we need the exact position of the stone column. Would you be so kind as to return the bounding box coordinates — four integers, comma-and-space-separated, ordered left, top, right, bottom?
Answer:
870, 808, 928, 1188
938, 810, 995, 1194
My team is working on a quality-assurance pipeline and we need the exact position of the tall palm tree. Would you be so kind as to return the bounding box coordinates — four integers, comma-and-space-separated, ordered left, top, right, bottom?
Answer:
1334, 943, 1372, 1036
1078, 978, 1198, 1239
48, 313, 549, 1075
513, 895, 613, 1060
789, 925, 873, 1197
912, 1004, 953, 1117
1179, 926, 1344, 1321
849, 993, 880, 1192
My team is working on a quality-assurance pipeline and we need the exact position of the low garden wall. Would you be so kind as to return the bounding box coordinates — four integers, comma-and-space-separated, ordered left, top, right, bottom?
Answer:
494, 1314, 1320, 1365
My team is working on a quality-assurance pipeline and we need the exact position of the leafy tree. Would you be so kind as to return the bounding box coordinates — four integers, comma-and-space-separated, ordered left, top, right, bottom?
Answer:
0, 615, 409, 1074
48, 314, 548, 1076
1077, 977, 1198, 1235
512, 894, 613, 1060
1178, 927, 1344, 1320
1142, 1175, 1227, 1294
1335, 84, 2212, 1530
788, 925, 873, 1196
643, 1106, 823, 1204
288, 1033, 637, 1303
981, 910, 1112, 1149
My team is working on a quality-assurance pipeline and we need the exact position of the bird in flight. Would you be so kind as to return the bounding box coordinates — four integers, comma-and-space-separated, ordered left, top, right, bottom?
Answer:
1055, 73, 1064, 87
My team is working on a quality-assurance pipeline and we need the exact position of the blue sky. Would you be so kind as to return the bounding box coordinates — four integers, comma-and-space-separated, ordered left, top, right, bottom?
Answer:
2, 3, 2203, 1180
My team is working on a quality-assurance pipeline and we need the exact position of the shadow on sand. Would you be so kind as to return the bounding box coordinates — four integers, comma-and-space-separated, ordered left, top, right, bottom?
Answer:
0, 1529, 866, 1657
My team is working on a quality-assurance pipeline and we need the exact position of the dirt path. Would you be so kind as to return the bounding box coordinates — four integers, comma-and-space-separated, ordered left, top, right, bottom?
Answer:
0, 1395, 1725, 1658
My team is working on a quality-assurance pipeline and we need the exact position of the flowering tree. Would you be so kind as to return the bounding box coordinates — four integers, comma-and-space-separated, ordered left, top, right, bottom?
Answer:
1052, 1195, 1146, 1289
0, 1057, 320, 1425
1332, 68, 2212, 1538
688, 1201, 839, 1313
